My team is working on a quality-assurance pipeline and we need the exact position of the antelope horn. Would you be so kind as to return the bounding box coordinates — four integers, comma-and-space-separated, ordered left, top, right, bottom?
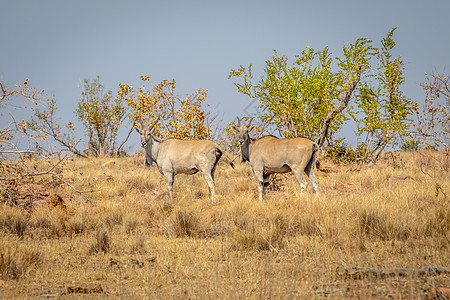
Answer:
135, 115, 143, 133
247, 117, 254, 127
149, 116, 160, 131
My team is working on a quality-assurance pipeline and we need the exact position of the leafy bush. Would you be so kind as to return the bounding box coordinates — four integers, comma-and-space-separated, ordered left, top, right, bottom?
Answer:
401, 140, 419, 151
325, 139, 366, 164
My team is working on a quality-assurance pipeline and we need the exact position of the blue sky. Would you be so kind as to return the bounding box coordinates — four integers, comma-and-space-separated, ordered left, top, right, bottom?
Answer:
1, 0, 449, 151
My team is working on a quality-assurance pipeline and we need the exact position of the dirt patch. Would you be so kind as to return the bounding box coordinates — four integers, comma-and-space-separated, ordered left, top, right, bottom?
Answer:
334, 182, 358, 193
136, 190, 169, 202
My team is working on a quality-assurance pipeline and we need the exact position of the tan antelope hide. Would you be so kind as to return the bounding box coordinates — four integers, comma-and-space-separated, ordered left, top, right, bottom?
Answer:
136, 118, 222, 201
236, 117, 319, 200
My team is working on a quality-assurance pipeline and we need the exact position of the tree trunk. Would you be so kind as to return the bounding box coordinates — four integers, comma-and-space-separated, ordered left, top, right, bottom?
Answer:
316, 73, 361, 147
114, 123, 135, 157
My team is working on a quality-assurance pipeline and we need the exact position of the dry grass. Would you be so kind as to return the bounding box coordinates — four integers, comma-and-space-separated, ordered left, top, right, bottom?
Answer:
0, 151, 449, 298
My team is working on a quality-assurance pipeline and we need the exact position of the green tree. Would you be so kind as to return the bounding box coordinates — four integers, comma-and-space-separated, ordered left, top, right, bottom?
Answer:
75, 76, 130, 157
229, 39, 374, 146
352, 28, 413, 162
229, 29, 413, 163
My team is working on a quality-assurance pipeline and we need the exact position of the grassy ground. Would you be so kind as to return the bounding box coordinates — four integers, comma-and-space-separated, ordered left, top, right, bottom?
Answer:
0, 150, 449, 299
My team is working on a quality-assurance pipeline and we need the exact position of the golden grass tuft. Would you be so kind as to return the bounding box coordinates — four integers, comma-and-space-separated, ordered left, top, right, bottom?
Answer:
166, 209, 202, 238
0, 206, 28, 238
89, 229, 111, 254
0, 249, 41, 280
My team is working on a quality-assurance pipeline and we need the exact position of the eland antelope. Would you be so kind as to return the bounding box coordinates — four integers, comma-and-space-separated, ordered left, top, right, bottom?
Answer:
136, 118, 222, 201
236, 117, 319, 200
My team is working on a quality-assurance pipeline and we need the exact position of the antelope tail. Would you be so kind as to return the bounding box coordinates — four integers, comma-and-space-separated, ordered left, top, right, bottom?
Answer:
219, 150, 236, 169
312, 143, 321, 170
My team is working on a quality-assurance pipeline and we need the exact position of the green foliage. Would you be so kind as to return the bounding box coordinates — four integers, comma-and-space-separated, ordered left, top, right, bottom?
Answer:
229, 39, 374, 141
229, 29, 412, 163
351, 28, 413, 161
75, 76, 128, 157
401, 140, 419, 151
325, 139, 367, 164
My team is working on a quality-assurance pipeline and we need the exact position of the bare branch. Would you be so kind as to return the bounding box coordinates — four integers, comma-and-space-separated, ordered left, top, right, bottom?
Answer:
317, 70, 361, 147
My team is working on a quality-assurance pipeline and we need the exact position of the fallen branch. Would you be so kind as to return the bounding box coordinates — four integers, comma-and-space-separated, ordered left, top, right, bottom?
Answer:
335, 261, 450, 279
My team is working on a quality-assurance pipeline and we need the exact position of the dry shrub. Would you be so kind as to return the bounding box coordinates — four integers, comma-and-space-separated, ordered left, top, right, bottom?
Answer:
231, 214, 287, 251
425, 205, 450, 238
357, 210, 388, 240
89, 230, 111, 254
0, 249, 41, 280
259, 215, 287, 250
30, 207, 70, 238
360, 176, 375, 190
232, 175, 254, 193
231, 229, 281, 251
129, 235, 146, 254
0, 180, 21, 206
415, 150, 449, 171
385, 151, 406, 168
198, 224, 230, 239
0, 208, 28, 238
139, 200, 174, 229
228, 200, 254, 231
298, 217, 323, 237
48, 214, 69, 238
104, 210, 124, 229
68, 218, 86, 235
120, 175, 156, 195
123, 218, 140, 234
156, 199, 174, 216
166, 209, 201, 238
356, 210, 411, 241
76, 208, 101, 231
232, 214, 253, 232
231, 230, 258, 250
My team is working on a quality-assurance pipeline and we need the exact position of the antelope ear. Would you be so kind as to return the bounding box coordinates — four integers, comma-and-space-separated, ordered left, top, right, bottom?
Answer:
236, 117, 241, 127
249, 125, 258, 135
135, 127, 141, 134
